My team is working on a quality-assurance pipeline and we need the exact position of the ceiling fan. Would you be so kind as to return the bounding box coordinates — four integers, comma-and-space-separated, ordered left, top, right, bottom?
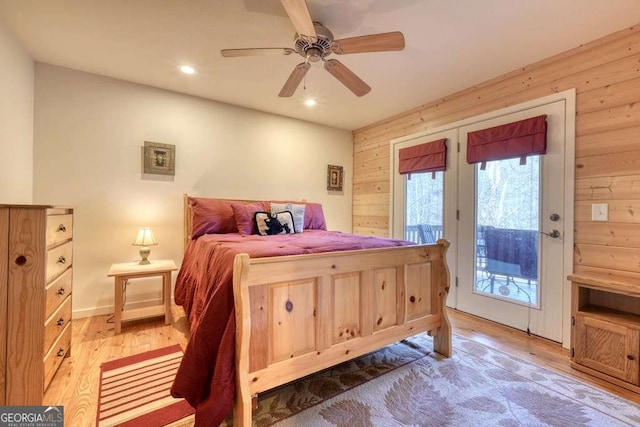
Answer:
220, 0, 405, 97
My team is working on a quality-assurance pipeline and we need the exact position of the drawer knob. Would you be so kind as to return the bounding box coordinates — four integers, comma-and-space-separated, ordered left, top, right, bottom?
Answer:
628, 354, 636, 361
56, 348, 65, 357
57, 255, 66, 264
57, 317, 65, 327
57, 287, 66, 296
57, 224, 67, 233
15, 255, 27, 266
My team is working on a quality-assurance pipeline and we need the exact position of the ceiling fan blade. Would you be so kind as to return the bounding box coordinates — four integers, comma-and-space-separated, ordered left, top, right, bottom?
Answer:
324, 59, 371, 97
221, 48, 295, 57
280, 0, 317, 42
279, 62, 311, 97
331, 31, 405, 55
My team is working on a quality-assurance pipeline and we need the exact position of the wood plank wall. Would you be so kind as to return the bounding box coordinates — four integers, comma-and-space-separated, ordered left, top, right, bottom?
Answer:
352, 25, 640, 279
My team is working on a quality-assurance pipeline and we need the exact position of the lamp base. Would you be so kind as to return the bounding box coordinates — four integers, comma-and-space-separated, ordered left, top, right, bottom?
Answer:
139, 246, 151, 265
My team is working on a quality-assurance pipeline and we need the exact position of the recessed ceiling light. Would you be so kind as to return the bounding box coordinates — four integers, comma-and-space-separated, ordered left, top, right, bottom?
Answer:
179, 65, 197, 75
304, 99, 317, 107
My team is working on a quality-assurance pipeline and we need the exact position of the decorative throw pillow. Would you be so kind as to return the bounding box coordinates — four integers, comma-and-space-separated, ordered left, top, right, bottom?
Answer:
231, 201, 270, 235
270, 203, 305, 233
189, 197, 238, 237
254, 211, 295, 236
304, 202, 327, 230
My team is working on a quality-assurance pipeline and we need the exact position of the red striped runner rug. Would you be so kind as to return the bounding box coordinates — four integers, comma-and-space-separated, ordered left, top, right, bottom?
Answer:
97, 344, 195, 427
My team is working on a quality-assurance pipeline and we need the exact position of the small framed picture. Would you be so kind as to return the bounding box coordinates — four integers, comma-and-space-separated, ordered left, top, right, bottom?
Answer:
327, 164, 343, 191
143, 141, 175, 176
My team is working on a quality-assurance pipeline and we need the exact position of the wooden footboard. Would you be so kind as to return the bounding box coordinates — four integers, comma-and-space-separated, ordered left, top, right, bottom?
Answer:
232, 240, 451, 426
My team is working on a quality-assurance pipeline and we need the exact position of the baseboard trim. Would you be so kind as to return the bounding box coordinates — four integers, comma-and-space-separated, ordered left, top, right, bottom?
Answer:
73, 297, 176, 319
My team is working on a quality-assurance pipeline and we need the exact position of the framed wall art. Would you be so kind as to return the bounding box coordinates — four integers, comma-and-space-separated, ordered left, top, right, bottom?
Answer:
327, 164, 343, 191
143, 141, 175, 176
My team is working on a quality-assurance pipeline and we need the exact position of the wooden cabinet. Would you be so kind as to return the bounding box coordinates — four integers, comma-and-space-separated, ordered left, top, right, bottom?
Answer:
0, 205, 73, 405
570, 274, 640, 393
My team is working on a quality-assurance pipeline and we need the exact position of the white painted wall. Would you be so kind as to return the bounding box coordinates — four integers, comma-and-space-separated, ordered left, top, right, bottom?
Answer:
33, 63, 353, 318
0, 20, 33, 203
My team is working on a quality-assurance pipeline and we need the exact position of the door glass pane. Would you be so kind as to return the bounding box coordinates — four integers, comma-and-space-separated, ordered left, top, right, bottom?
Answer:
404, 172, 444, 244
475, 156, 540, 307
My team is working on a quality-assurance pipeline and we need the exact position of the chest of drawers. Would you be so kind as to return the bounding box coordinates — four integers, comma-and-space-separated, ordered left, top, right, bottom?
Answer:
0, 205, 73, 405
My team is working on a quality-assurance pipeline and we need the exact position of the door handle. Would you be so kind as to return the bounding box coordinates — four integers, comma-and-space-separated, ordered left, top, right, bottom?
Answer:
540, 230, 561, 238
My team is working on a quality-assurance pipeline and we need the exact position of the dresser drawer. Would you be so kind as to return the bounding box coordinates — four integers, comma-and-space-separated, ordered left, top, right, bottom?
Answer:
44, 296, 72, 354
46, 241, 73, 283
43, 323, 71, 391
46, 214, 73, 248
45, 268, 72, 318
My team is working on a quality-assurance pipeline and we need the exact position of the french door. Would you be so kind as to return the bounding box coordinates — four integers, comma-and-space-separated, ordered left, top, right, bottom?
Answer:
392, 128, 458, 293
457, 101, 567, 342
392, 91, 574, 344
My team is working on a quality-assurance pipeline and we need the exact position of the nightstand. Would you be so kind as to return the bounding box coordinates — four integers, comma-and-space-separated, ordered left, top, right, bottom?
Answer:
107, 259, 178, 334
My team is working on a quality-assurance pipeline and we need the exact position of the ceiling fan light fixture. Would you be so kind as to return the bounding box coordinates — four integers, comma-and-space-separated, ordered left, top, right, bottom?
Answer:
305, 47, 323, 62
179, 64, 197, 75
304, 98, 317, 107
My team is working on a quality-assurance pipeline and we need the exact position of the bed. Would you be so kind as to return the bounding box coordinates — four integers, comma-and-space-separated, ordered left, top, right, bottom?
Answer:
171, 195, 451, 426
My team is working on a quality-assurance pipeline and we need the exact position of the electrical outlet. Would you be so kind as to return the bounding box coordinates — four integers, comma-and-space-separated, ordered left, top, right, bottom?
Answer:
591, 203, 608, 221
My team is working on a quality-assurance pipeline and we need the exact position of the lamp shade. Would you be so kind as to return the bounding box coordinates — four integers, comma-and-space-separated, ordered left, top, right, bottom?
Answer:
132, 228, 158, 247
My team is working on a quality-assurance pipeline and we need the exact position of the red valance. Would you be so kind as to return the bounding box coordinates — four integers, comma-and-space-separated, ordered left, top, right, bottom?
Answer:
398, 138, 447, 175
466, 115, 547, 166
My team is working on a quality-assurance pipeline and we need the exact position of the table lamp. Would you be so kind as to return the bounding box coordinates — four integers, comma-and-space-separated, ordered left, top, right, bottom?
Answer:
132, 227, 157, 265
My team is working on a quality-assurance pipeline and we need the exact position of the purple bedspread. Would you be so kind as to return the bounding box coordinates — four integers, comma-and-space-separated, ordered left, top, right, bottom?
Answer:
171, 230, 413, 425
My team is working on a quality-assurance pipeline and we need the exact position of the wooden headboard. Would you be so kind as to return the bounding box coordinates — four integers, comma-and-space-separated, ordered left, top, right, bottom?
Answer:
183, 194, 309, 251
183, 194, 193, 251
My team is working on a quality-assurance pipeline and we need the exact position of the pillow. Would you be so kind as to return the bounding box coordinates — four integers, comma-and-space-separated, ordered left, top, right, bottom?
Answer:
231, 201, 270, 235
304, 202, 327, 230
254, 211, 295, 236
190, 197, 238, 238
270, 203, 305, 233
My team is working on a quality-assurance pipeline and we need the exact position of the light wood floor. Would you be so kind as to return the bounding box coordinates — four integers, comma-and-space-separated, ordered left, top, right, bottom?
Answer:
44, 307, 640, 426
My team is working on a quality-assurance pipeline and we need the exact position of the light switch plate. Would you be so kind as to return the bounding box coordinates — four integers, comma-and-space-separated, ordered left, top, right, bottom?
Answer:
591, 203, 608, 221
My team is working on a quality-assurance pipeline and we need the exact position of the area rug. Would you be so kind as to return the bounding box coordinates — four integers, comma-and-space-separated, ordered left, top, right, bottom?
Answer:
232, 334, 640, 426
97, 344, 194, 427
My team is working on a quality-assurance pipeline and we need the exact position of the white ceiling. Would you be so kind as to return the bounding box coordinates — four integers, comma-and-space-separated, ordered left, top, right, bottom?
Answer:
1, 0, 640, 131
